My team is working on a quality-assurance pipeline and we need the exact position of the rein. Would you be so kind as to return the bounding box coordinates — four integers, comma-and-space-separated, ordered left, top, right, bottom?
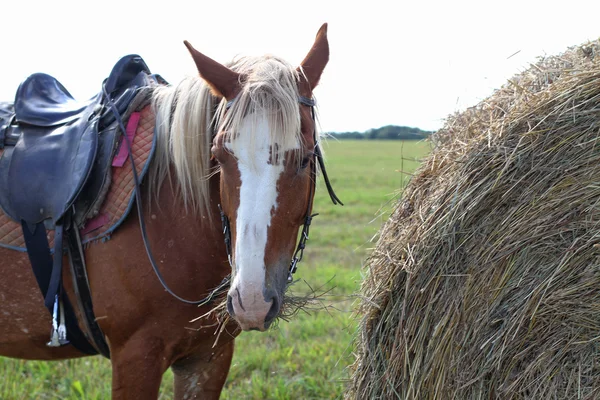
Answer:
104, 86, 230, 306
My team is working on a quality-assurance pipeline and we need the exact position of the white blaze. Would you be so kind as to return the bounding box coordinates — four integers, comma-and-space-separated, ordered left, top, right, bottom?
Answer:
227, 114, 298, 305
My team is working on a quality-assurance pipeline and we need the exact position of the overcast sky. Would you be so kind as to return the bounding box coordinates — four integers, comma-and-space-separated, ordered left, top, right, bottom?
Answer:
2, 0, 600, 133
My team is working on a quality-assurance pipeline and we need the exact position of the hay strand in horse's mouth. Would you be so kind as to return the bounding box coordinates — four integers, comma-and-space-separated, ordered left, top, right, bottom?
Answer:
189, 277, 339, 345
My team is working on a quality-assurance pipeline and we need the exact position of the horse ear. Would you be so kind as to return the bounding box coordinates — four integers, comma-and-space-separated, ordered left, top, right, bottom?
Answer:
298, 23, 329, 94
184, 40, 240, 100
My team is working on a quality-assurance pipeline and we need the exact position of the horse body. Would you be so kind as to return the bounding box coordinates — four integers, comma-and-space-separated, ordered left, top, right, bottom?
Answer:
0, 23, 331, 399
0, 175, 236, 398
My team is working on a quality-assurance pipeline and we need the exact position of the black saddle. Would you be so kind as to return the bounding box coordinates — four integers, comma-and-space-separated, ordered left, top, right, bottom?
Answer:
0, 55, 151, 225
0, 54, 156, 357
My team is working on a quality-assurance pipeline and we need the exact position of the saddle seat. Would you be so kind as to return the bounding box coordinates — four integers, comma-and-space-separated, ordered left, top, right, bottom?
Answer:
15, 55, 151, 130
0, 55, 152, 226
15, 73, 97, 127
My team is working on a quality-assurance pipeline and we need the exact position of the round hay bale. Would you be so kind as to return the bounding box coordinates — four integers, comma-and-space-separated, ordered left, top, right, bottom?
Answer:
349, 40, 600, 399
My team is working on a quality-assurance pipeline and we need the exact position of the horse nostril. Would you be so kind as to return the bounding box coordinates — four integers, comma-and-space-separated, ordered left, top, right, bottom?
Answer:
226, 295, 235, 317
264, 295, 280, 326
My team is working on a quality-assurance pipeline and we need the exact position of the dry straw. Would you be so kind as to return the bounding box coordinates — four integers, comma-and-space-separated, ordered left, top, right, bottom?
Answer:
348, 40, 600, 399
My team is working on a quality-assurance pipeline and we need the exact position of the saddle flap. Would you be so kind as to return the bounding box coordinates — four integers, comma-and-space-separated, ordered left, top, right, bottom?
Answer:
5, 109, 98, 224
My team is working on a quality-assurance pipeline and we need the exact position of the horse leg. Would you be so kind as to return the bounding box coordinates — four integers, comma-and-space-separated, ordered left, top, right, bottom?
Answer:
172, 339, 235, 400
110, 335, 170, 400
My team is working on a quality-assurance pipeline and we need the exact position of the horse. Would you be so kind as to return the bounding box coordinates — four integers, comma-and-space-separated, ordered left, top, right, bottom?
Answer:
0, 23, 338, 399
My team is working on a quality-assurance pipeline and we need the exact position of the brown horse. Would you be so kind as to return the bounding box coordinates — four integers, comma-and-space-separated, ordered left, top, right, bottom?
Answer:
0, 24, 334, 399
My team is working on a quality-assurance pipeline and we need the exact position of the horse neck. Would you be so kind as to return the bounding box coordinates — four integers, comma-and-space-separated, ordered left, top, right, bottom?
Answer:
145, 168, 228, 283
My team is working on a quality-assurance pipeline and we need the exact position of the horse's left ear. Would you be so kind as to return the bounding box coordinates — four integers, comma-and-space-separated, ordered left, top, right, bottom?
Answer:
184, 40, 240, 100
298, 23, 329, 94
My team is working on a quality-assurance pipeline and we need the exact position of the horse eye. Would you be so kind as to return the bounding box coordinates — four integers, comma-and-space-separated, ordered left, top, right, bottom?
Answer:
300, 156, 311, 170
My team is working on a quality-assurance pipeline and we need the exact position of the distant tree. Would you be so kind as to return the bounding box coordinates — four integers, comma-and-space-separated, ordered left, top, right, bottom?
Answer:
328, 131, 364, 139
327, 125, 432, 140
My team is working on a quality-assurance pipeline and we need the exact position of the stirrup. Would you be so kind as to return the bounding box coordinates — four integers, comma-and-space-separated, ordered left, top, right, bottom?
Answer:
47, 295, 69, 347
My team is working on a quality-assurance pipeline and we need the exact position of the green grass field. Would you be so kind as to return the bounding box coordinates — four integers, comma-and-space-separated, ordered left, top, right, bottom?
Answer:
0, 140, 430, 399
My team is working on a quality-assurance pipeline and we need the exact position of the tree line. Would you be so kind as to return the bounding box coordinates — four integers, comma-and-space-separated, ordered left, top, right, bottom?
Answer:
327, 125, 432, 140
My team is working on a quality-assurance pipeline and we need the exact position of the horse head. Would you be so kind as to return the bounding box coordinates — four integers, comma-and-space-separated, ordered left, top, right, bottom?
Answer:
185, 24, 330, 331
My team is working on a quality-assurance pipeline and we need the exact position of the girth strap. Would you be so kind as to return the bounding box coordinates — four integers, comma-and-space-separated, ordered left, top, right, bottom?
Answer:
21, 221, 98, 355
67, 225, 111, 358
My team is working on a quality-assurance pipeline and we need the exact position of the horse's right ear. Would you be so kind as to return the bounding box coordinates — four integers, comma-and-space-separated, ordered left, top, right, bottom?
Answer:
184, 41, 241, 100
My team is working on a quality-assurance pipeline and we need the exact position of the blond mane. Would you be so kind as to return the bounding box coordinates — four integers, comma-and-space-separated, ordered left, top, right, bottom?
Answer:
150, 54, 309, 217
217, 55, 303, 163
151, 76, 215, 217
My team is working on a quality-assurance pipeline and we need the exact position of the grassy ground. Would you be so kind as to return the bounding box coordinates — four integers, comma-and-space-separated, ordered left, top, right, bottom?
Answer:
0, 140, 430, 399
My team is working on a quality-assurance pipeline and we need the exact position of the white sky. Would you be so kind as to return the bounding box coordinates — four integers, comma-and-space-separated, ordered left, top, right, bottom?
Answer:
2, 0, 600, 133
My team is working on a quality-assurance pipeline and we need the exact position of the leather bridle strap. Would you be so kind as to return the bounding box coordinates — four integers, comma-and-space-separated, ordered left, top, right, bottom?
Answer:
298, 96, 343, 205
218, 204, 233, 268
288, 96, 343, 280
288, 143, 317, 282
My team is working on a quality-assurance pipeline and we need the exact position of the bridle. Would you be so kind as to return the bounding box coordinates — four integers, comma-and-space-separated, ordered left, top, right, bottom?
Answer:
219, 95, 343, 283
107, 90, 341, 308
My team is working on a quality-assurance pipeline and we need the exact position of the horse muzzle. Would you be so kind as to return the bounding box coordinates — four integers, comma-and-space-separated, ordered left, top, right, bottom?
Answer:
226, 283, 281, 331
